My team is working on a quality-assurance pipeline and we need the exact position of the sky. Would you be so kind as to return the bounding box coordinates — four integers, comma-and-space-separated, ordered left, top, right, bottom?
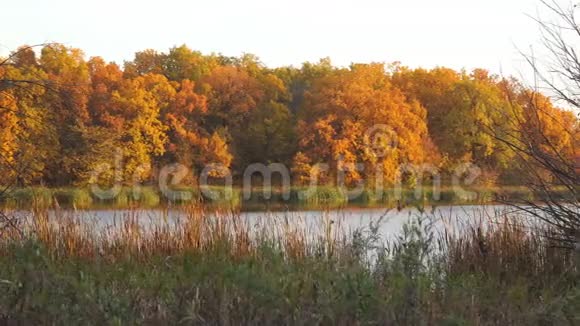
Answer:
0, 0, 553, 80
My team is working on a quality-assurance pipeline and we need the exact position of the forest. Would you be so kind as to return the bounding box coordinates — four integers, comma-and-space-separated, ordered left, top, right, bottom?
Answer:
1, 1, 579, 322
0, 44, 577, 188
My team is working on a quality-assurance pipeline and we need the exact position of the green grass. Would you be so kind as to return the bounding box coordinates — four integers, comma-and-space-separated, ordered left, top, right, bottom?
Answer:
0, 208, 577, 324
0, 185, 575, 210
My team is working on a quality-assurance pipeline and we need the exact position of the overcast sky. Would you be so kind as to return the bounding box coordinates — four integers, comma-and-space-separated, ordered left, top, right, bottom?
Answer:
1, 0, 555, 80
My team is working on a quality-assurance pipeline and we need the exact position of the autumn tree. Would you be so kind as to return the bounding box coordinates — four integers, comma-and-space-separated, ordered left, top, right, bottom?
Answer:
0, 45, 65, 234
277, 58, 335, 113
1, 42, 574, 196
161, 79, 232, 175
391, 66, 459, 152
236, 59, 296, 167
123, 49, 166, 78
0, 49, 56, 185
163, 45, 220, 82
35, 45, 95, 185
198, 65, 264, 170
441, 72, 515, 169
295, 63, 431, 186
105, 73, 170, 182
240, 101, 295, 165
393, 67, 521, 184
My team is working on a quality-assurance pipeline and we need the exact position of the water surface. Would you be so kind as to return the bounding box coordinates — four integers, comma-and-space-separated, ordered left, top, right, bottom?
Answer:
20, 204, 535, 241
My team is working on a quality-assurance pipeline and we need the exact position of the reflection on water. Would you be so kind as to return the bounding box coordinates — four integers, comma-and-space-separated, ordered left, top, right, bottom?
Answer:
15, 205, 537, 241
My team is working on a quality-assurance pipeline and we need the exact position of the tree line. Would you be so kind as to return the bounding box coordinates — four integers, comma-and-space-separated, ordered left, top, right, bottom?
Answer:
0, 44, 577, 187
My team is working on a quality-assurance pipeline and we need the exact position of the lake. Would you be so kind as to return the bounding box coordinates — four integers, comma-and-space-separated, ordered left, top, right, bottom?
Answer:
13, 204, 539, 242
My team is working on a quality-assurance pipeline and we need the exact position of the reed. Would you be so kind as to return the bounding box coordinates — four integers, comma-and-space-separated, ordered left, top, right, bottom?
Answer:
0, 206, 577, 324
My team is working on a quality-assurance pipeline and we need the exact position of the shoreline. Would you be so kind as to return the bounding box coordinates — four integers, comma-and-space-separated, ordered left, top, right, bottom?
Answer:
0, 185, 574, 211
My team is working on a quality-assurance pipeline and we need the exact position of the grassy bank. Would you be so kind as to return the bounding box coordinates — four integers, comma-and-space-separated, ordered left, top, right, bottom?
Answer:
0, 208, 578, 324
0, 185, 573, 210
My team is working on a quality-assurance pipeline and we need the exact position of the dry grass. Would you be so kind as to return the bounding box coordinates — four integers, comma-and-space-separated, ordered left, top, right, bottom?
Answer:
1, 207, 349, 263
0, 206, 577, 324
